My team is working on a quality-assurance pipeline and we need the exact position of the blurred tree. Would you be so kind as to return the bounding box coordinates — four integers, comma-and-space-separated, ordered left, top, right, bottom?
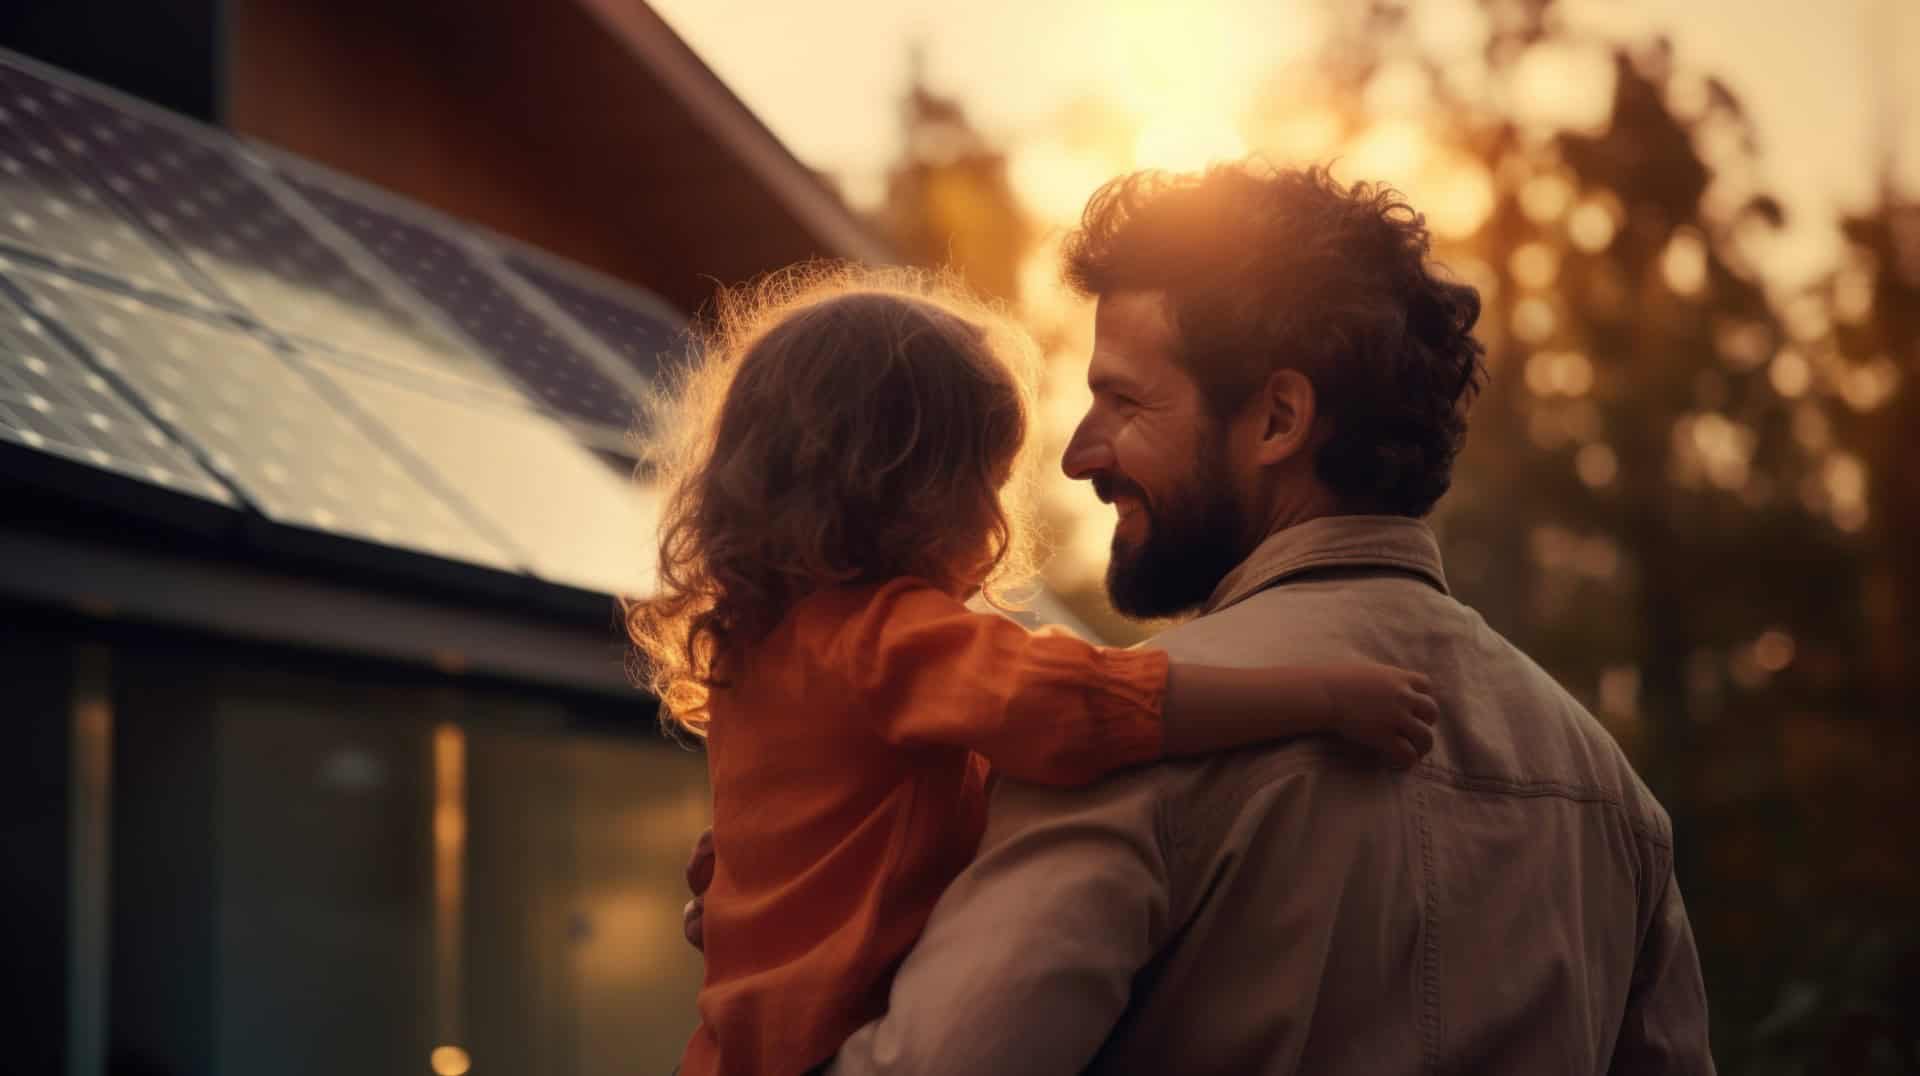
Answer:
1275, 6, 1920, 1070
1838, 198, 1920, 709
876, 47, 1029, 305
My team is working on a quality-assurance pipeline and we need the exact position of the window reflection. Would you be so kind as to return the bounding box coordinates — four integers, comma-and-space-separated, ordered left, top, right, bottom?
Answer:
112, 653, 707, 1076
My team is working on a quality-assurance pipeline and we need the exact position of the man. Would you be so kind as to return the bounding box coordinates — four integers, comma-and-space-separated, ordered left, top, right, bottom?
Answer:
692, 162, 1715, 1074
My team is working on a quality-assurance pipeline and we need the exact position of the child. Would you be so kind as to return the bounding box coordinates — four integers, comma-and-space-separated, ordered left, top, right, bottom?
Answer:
626, 268, 1438, 1076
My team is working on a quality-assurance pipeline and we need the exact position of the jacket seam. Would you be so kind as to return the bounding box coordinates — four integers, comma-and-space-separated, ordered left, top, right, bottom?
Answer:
1414, 779, 1444, 1074
1414, 762, 1673, 849
1212, 552, 1450, 611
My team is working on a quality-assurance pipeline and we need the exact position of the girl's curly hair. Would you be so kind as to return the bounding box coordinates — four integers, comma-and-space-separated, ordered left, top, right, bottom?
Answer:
625, 264, 1044, 737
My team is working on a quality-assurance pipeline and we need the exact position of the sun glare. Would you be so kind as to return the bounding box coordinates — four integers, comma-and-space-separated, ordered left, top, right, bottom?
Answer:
1132, 114, 1248, 173
1010, 144, 1115, 225
1340, 120, 1431, 186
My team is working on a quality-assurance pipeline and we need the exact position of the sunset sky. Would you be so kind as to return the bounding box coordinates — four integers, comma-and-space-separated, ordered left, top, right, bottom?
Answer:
650, 0, 1920, 291
638, 0, 1915, 594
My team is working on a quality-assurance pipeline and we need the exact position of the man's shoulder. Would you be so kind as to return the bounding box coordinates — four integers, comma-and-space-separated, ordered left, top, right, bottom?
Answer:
1140, 576, 1675, 843
984, 756, 1185, 832
982, 739, 1333, 852
1143, 572, 1452, 663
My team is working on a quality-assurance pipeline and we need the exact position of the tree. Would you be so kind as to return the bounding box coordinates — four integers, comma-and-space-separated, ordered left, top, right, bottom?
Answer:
877, 48, 1029, 306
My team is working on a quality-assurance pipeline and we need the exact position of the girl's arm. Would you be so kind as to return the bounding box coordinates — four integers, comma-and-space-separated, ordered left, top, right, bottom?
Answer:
827, 580, 1437, 785
1163, 662, 1438, 768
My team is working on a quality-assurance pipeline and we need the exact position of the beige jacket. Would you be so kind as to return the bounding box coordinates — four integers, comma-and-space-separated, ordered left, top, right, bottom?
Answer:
832, 515, 1713, 1075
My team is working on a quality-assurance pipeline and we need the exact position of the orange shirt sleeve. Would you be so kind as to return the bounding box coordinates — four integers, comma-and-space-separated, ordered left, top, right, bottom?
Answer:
820, 579, 1168, 785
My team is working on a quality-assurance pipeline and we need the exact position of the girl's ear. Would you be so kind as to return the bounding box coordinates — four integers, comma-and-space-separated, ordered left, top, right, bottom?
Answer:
1252, 368, 1320, 467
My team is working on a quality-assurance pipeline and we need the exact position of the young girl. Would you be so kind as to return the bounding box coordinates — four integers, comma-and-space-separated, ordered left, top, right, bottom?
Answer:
627, 268, 1437, 1076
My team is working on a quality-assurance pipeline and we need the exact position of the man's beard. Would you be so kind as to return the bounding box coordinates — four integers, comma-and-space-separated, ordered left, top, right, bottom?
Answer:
1100, 429, 1251, 620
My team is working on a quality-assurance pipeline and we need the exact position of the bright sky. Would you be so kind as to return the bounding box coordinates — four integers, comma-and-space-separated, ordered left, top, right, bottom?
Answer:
650, 0, 1919, 289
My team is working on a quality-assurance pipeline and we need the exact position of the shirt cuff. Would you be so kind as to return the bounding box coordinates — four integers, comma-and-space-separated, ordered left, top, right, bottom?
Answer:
1082, 646, 1169, 765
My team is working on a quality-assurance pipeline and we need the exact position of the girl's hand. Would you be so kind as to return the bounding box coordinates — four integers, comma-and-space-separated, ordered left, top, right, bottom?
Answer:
683, 827, 714, 952
1315, 663, 1440, 768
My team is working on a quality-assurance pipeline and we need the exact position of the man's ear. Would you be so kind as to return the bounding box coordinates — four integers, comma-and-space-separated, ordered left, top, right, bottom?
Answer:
1253, 368, 1320, 467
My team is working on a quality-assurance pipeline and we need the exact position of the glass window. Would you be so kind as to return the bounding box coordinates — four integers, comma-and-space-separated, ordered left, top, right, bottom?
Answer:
110, 644, 707, 1076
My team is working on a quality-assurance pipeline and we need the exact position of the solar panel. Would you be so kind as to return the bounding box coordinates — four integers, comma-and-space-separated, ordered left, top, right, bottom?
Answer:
4, 265, 524, 572
0, 53, 682, 599
279, 171, 645, 431
0, 267, 235, 506
0, 59, 527, 404
504, 251, 684, 382
316, 356, 659, 597
0, 70, 207, 301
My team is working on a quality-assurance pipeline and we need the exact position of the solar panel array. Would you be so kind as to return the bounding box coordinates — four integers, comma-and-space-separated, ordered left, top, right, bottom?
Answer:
0, 50, 680, 599
0, 69, 529, 396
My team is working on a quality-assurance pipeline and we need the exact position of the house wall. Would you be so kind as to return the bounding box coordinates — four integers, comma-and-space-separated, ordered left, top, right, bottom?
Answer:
226, 0, 870, 316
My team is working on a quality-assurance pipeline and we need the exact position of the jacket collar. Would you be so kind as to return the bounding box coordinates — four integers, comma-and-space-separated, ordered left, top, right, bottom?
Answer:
1203, 514, 1450, 615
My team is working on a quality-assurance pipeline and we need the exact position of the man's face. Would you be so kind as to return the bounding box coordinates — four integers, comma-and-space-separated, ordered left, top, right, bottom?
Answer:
1062, 291, 1252, 619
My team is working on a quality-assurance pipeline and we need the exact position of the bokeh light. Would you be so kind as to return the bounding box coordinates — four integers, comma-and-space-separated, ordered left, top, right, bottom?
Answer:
1832, 263, 1876, 324
430, 1045, 472, 1076
1511, 297, 1558, 344
1525, 350, 1595, 396
1510, 241, 1561, 289
1508, 42, 1618, 135
1769, 348, 1813, 398
1753, 630, 1797, 673
1661, 229, 1710, 296
1520, 172, 1575, 223
1418, 153, 1497, 240
1577, 442, 1620, 488
1567, 196, 1620, 252
1839, 355, 1900, 412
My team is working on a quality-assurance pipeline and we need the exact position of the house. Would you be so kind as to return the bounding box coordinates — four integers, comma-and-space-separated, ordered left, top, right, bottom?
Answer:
0, 5, 1092, 1074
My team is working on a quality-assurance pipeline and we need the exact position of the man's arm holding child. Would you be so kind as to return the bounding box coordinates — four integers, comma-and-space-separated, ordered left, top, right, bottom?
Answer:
827, 769, 1176, 1076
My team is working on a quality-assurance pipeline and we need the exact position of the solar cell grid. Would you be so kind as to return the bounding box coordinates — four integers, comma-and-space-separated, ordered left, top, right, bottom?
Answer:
284, 174, 643, 431
0, 61, 520, 399
6, 266, 521, 572
0, 69, 206, 298
0, 276, 234, 504
505, 253, 683, 381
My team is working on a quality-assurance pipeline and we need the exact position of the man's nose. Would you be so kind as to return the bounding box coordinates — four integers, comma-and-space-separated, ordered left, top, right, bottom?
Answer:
1061, 417, 1114, 481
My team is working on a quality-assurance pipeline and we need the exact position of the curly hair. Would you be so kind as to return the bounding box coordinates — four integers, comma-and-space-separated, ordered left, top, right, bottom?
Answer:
625, 264, 1044, 737
1063, 162, 1486, 518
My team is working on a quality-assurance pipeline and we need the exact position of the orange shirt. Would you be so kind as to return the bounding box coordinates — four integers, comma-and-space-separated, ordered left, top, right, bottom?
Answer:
680, 578, 1170, 1076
